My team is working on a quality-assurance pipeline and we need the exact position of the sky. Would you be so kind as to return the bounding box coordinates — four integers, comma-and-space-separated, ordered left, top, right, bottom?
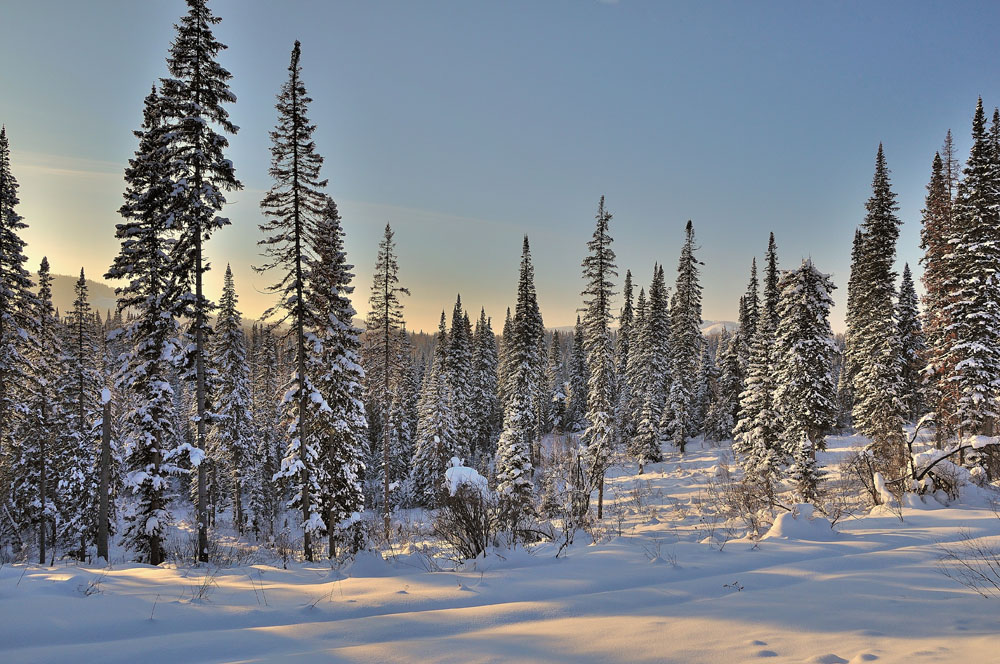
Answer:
2, 0, 999, 333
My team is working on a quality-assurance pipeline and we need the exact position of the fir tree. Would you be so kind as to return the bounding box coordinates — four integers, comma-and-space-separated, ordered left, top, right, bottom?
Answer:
160, 0, 242, 562
615, 269, 635, 438
547, 331, 567, 433
257, 41, 327, 559
838, 228, 864, 428
446, 295, 475, 458
629, 265, 670, 468
565, 316, 589, 431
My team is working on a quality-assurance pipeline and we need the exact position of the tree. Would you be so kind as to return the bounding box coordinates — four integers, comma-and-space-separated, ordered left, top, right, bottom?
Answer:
495, 236, 544, 518
580, 196, 617, 519
629, 265, 670, 469
472, 308, 501, 457
772, 260, 838, 502
307, 198, 368, 555
208, 265, 254, 533
248, 325, 281, 538
838, 228, 864, 428
57, 268, 103, 558
446, 295, 475, 459
616, 269, 635, 438
410, 314, 456, 507
257, 40, 328, 560
106, 87, 185, 564
160, 0, 242, 562
363, 223, 409, 536
547, 331, 567, 434
896, 264, 924, 422
920, 150, 957, 442
667, 221, 703, 452
0, 126, 36, 552
851, 144, 906, 473
944, 99, 1000, 438
565, 316, 589, 431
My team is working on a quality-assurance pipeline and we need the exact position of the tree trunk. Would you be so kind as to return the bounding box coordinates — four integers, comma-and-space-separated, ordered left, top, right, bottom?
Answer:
39, 415, 47, 565
597, 475, 605, 520
97, 399, 111, 561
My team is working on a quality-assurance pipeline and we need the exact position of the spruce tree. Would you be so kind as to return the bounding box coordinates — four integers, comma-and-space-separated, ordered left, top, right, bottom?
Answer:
920, 150, 957, 441
945, 99, 1000, 437
896, 264, 924, 422
208, 265, 254, 533
851, 145, 906, 473
565, 316, 589, 431
446, 295, 474, 458
107, 86, 184, 565
667, 221, 703, 453
307, 198, 367, 555
629, 265, 670, 467
838, 228, 865, 428
57, 268, 102, 557
772, 260, 838, 502
160, 0, 242, 562
0, 127, 36, 545
547, 331, 567, 433
410, 314, 456, 507
616, 269, 635, 438
581, 196, 617, 519
472, 308, 501, 457
363, 223, 409, 536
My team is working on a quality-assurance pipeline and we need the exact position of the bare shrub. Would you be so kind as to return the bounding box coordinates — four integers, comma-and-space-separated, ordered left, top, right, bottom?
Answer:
937, 530, 1000, 598
432, 484, 542, 561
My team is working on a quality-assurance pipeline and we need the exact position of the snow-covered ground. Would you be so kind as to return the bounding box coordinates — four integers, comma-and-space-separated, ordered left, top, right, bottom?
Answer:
3, 435, 1000, 663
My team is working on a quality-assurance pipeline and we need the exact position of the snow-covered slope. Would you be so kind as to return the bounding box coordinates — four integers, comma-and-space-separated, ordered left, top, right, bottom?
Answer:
2, 435, 998, 663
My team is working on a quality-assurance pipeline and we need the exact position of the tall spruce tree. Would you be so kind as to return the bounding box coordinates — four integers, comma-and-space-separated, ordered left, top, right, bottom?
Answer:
838, 228, 865, 428
772, 260, 838, 502
565, 316, 589, 431
896, 264, 924, 422
363, 223, 409, 536
945, 99, 1000, 437
446, 295, 475, 458
160, 0, 242, 562
581, 196, 617, 519
107, 86, 184, 564
616, 269, 635, 438
472, 308, 501, 457
410, 313, 456, 507
208, 265, 254, 533
667, 221, 703, 453
851, 145, 906, 472
629, 265, 670, 469
920, 150, 957, 441
257, 40, 327, 560
0, 127, 36, 546
307, 198, 367, 555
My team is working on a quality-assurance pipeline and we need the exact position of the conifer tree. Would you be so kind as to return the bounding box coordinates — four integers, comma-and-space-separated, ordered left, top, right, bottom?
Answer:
57, 268, 102, 557
363, 223, 409, 535
629, 265, 670, 466
667, 221, 703, 453
307, 198, 367, 554
945, 99, 1000, 437
446, 295, 474, 458
495, 237, 543, 517
472, 308, 501, 456
498, 307, 513, 412
581, 196, 617, 519
547, 331, 567, 433
920, 150, 957, 441
565, 316, 589, 431
772, 260, 838, 502
706, 331, 739, 441
107, 86, 185, 565
838, 228, 865, 428
896, 264, 924, 422
736, 258, 760, 382
625, 286, 648, 431
257, 40, 328, 559
0, 127, 35, 543
208, 265, 254, 533
410, 314, 456, 507
616, 269, 635, 437
160, 0, 242, 562
851, 145, 906, 470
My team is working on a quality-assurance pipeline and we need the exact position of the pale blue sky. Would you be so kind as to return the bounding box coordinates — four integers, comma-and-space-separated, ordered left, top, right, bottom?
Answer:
2, 0, 998, 332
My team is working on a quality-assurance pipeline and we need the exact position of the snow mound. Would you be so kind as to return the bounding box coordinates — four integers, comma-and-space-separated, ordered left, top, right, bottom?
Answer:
763, 504, 838, 541
445, 457, 488, 496
347, 551, 402, 578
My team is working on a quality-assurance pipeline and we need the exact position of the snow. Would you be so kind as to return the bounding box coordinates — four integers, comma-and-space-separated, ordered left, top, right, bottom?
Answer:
101, 388, 112, 405
3, 435, 1000, 663
444, 457, 488, 496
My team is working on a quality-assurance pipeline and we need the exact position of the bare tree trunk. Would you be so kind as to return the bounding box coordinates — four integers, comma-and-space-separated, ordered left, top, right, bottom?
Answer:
597, 476, 605, 520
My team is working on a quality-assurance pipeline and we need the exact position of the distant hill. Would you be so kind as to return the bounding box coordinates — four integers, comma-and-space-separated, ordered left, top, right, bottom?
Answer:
34, 273, 118, 318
